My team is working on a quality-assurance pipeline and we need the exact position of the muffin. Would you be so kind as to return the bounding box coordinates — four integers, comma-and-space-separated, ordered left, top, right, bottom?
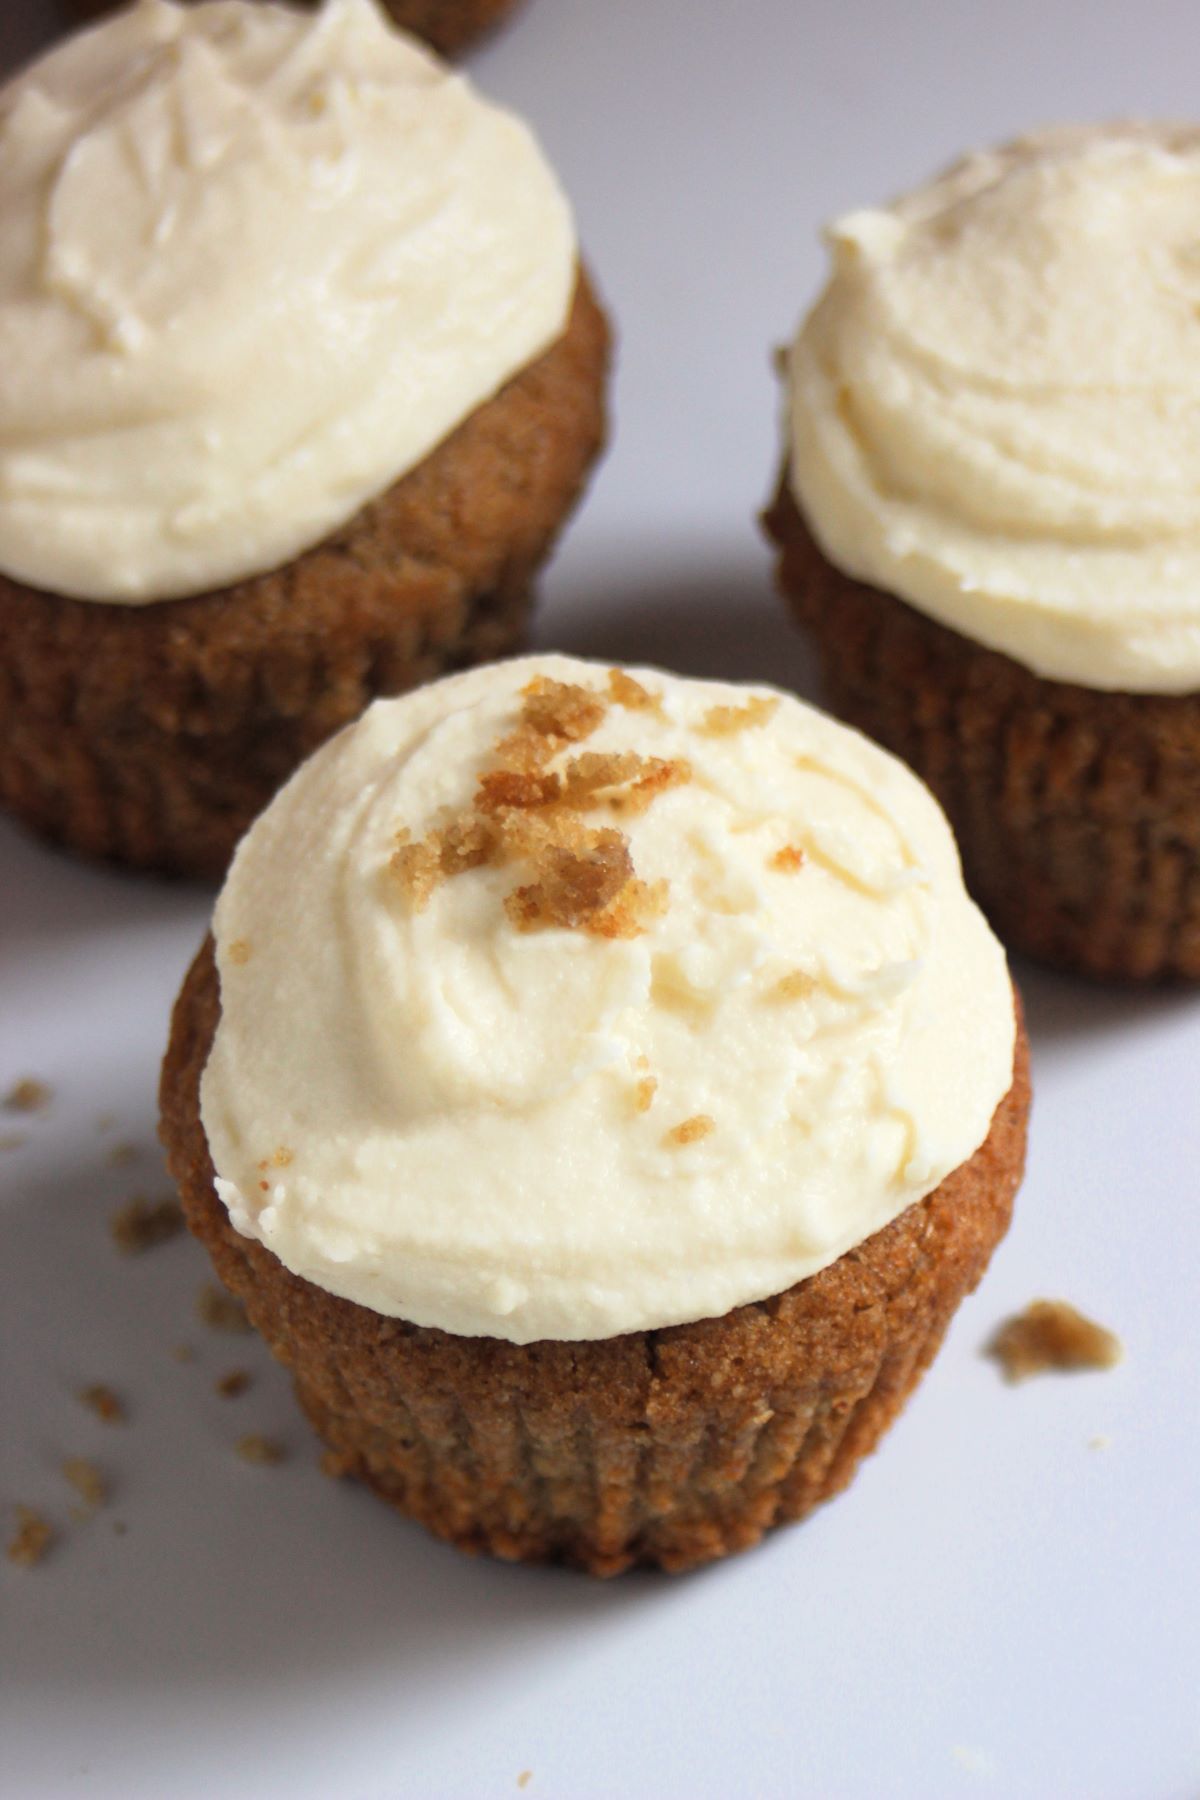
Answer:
0, 0, 607, 877
64, 0, 525, 61
160, 654, 1029, 1575
766, 126, 1200, 980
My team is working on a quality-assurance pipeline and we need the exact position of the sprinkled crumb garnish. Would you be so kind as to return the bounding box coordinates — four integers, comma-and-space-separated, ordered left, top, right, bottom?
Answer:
665, 1114, 715, 1147
634, 1076, 657, 1113
517, 1775, 533, 1792
227, 939, 252, 965
987, 1300, 1123, 1383
236, 1434, 285, 1466
698, 695, 778, 737
62, 1458, 106, 1512
79, 1384, 125, 1424
770, 845, 805, 873
608, 668, 662, 713
110, 1194, 184, 1254
0, 1131, 27, 1153
769, 970, 815, 1002
270, 1147, 293, 1168
7, 1506, 53, 1568
216, 1369, 251, 1399
5, 1076, 51, 1113
390, 675, 685, 940
105, 1142, 139, 1168
197, 1284, 252, 1334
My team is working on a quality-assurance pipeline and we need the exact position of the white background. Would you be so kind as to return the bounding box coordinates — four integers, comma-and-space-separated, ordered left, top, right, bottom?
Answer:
2, 2, 1199, 1797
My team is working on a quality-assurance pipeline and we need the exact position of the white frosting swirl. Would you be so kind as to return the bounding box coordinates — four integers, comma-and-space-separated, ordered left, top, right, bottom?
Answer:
0, 0, 575, 602
199, 656, 1015, 1343
788, 126, 1200, 692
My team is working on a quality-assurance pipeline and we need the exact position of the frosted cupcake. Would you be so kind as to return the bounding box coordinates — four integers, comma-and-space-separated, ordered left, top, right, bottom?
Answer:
160, 654, 1028, 1574
0, 0, 607, 876
766, 126, 1200, 979
67, 0, 525, 61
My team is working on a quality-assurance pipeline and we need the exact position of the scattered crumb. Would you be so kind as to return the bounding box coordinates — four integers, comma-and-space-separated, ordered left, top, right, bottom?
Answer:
105, 1142, 140, 1168
236, 1434, 285, 1466
665, 1113, 715, 1147
987, 1300, 1123, 1382
171, 1343, 195, 1364
698, 695, 778, 737
517, 1775, 533, 1792
768, 970, 815, 1002
112, 1520, 128, 1537
79, 1384, 125, 1424
1088, 1434, 1112, 1452
0, 1131, 27, 1152
634, 1075, 657, 1114
110, 1194, 184, 1254
197, 1284, 251, 1334
216, 1369, 251, 1399
770, 845, 805, 873
608, 667, 662, 713
94, 1112, 117, 1133
62, 1458, 106, 1513
7, 1506, 53, 1567
951, 1745, 995, 1778
227, 939, 252, 965
4, 1076, 51, 1114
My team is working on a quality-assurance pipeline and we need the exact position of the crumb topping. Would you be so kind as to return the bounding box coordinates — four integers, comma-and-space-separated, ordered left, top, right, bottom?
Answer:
110, 1195, 184, 1254
62, 1458, 106, 1512
634, 1075, 657, 1113
7, 1506, 53, 1568
236, 1434, 285, 1466
987, 1300, 1123, 1382
770, 845, 805, 873
390, 675, 690, 939
665, 1113, 715, 1147
197, 1283, 251, 1334
5, 1076, 51, 1113
768, 970, 815, 1003
216, 1369, 251, 1399
227, 939, 252, 965
698, 695, 779, 737
607, 668, 662, 713
79, 1384, 125, 1424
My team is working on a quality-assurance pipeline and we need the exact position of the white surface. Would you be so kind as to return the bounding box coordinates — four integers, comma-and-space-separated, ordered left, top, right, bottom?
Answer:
2, 3, 1199, 1797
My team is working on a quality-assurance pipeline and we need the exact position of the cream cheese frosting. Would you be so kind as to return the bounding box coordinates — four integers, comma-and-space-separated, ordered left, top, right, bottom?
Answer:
199, 654, 1016, 1343
787, 125, 1200, 693
0, 0, 575, 602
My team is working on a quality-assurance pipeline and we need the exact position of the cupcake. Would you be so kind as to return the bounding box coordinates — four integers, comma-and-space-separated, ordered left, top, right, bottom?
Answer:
0, 0, 607, 877
765, 126, 1200, 980
65, 0, 525, 61
160, 654, 1028, 1574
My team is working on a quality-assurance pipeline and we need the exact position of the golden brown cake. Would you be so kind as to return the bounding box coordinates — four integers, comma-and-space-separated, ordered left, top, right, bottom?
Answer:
769, 127, 1200, 980
159, 656, 1029, 1574
0, 0, 605, 877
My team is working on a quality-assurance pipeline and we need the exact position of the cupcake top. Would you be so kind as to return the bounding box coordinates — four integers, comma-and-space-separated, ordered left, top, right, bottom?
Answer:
0, 0, 574, 603
788, 125, 1200, 693
199, 655, 1015, 1343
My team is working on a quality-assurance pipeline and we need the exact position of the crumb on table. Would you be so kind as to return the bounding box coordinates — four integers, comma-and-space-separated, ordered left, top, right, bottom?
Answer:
110, 1194, 184, 1254
79, 1383, 125, 1424
105, 1142, 140, 1168
197, 1284, 251, 1334
171, 1343, 195, 1364
4, 1076, 52, 1114
0, 1131, 27, 1153
7, 1506, 53, 1567
216, 1369, 251, 1399
987, 1299, 1123, 1382
62, 1458, 106, 1512
236, 1434, 285, 1466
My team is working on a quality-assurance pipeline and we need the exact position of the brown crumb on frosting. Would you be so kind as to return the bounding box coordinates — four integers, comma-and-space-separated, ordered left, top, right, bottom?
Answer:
227, 939, 252, 965
7, 1506, 53, 1568
698, 695, 779, 737
257, 1147, 293, 1170
63, 1458, 106, 1513
665, 1114, 715, 1147
5, 1076, 51, 1113
634, 1075, 657, 1113
236, 1434, 286, 1466
216, 1369, 251, 1399
608, 668, 663, 714
390, 674, 685, 940
79, 1384, 125, 1424
110, 1194, 184, 1254
769, 970, 816, 1003
770, 845, 805, 873
197, 1283, 252, 1334
987, 1300, 1123, 1383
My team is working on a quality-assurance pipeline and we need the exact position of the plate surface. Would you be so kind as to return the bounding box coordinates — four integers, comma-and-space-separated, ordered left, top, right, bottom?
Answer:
2, 3, 1199, 1796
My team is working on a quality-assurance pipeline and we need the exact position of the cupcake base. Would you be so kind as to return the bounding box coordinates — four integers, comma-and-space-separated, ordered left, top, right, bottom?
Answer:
160, 939, 1029, 1576
0, 275, 608, 881
765, 479, 1200, 981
